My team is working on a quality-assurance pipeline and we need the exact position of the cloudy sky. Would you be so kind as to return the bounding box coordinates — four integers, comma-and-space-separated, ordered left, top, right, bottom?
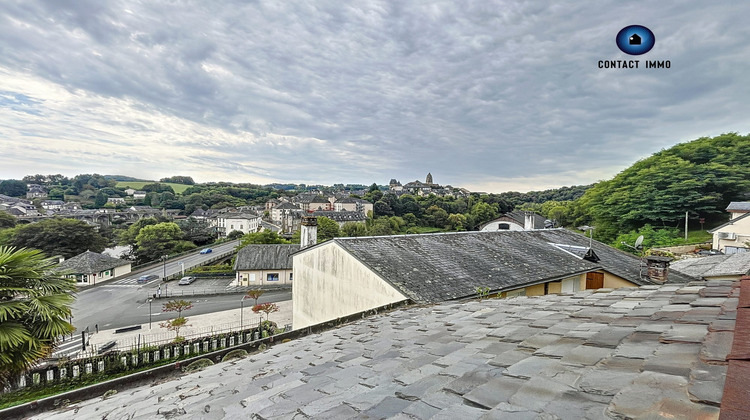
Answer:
1, 1, 749, 192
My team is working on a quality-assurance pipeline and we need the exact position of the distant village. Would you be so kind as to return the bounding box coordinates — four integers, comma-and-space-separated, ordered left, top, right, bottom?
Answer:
0, 173, 473, 238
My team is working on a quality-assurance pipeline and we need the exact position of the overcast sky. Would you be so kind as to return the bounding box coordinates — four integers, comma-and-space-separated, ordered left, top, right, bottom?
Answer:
1, 1, 749, 192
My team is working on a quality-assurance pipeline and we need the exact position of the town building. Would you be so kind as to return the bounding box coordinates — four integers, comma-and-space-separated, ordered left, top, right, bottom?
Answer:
56, 251, 132, 285
233, 244, 299, 286
217, 213, 261, 237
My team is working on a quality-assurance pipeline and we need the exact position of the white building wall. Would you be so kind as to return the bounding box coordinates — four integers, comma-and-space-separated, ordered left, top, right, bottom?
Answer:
712, 216, 750, 253
292, 242, 408, 329
480, 220, 525, 232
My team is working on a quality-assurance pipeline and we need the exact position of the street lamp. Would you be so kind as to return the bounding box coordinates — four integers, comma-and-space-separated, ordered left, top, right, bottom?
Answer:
162, 254, 169, 281
148, 298, 153, 329
179, 261, 185, 277
240, 295, 248, 331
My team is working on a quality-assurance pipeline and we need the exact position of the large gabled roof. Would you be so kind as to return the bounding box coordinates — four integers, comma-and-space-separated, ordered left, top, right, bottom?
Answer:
234, 244, 300, 271
57, 251, 130, 275
302, 229, 693, 304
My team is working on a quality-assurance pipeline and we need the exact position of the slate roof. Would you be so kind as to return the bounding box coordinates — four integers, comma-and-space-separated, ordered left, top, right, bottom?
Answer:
671, 254, 750, 279
726, 201, 750, 212
220, 213, 260, 220
56, 251, 130, 275
234, 244, 300, 271
312, 210, 367, 222
30, 281, 737, 419
314, 229, 695, 304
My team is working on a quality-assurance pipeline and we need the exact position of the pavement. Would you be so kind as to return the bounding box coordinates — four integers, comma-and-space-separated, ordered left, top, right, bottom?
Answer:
54, 300, 293, 358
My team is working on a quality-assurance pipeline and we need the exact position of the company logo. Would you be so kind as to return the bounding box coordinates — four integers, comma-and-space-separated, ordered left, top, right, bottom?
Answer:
616, 25, 655, 55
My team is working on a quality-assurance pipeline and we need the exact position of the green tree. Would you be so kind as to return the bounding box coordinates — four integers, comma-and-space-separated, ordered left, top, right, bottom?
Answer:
0, 246, 76, 385
317, 217, 340, 242
135, 223, 195, 264
176, 217, 215, 246
447, 213, 468, 231
341, 222, 368, 237
0, 212, 16, 229
0, 180, 28, 197
579, 133, 750, 242
369, 218, 393, 236
94, 191, 107, 207
238, 230, 291, 247
10, 218, 107, 259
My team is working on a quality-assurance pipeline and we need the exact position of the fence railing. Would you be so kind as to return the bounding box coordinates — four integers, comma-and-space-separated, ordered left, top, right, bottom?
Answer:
5, 323, 288, 395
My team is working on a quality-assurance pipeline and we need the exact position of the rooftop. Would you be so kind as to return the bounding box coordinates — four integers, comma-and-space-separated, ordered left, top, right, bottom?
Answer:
30, 280, 738, 419
671, 254, 750, 279
308, 229, 695, 303
234, 244, 300, 270
56, 251, 130, 274
726, 201, 750, 212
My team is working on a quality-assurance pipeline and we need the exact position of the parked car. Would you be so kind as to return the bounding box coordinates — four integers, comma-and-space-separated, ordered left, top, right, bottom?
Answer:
199, 248, 213, 254
137, 274, 159, 283
178, 276, 196, 285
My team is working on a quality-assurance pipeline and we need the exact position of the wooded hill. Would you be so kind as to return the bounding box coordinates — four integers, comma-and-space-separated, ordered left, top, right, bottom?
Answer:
576, 132, 750, 242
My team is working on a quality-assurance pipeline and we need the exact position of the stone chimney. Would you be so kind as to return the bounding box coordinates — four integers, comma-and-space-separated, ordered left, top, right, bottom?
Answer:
645, 256, 672, 283
524, 212, 535, 230
300, 216, 318, 249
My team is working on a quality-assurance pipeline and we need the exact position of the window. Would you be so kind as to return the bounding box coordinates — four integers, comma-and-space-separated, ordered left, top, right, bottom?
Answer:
498, 223, 510, 230
267, 273, 279, 282
289, 273, 293, 282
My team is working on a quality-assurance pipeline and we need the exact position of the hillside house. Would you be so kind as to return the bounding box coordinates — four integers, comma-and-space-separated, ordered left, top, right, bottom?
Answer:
480, 210, 549, 231
710, 202, 750, 254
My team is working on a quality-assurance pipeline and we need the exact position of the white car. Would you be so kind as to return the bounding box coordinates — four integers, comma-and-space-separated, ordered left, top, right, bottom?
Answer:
178, 276, 196, 285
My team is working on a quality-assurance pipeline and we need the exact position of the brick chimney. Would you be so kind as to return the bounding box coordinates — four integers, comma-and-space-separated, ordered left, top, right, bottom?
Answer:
300, 216, 318, 249
645, 256, 672, 283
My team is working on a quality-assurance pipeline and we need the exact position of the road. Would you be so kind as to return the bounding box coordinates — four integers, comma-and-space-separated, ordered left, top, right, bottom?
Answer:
70, 240, 292, 332
72, 285, 291, 332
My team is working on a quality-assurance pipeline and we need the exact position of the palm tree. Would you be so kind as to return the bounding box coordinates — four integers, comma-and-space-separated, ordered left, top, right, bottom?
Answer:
0, 246, 76, 385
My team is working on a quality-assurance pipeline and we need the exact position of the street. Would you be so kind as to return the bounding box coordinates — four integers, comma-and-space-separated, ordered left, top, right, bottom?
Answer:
72, 286, 291, 333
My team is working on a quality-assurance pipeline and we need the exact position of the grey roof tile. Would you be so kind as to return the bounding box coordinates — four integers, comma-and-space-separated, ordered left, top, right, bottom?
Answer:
313, 229, 695, 304
233, 244, 299, 270
56, 250, 129, 274
28, 281, 738, 420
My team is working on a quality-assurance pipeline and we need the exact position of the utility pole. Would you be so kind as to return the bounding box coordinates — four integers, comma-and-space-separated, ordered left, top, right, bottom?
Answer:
685, 211, 689, 241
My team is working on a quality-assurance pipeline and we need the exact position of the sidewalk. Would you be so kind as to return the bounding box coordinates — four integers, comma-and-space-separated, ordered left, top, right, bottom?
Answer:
78, 300, 293, 355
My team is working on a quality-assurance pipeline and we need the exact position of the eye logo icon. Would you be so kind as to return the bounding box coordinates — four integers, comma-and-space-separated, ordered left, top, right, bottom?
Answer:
616, 25, 655, 55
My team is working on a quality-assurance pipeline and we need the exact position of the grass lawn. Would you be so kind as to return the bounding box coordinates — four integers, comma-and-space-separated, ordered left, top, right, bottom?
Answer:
116, 181, 192, 194
410, 227, 447, 234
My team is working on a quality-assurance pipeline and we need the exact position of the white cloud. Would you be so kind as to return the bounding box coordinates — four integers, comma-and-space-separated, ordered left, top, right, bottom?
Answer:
1, 0, 749, 191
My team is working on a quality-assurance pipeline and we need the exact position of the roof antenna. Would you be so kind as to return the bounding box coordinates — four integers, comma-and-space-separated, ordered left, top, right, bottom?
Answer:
621, 235, 645, 279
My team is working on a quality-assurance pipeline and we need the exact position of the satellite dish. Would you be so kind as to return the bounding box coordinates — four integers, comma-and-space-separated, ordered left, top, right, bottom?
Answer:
634, 235, 644, 250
